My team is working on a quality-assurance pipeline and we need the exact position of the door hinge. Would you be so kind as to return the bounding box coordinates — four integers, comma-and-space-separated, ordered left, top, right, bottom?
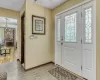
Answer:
81, 66, 83, 71
81, 12, 82, 18
81, 39, 82, 44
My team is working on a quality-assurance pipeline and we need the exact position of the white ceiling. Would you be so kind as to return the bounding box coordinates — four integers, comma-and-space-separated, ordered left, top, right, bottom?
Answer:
0, 0, 25, 11
32, 0, 67, 9
0, 0, 67, 11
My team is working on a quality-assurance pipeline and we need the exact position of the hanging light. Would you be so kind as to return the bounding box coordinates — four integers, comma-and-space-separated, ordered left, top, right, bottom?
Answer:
6, 18, 8, 30
34, 0, 37, 1
5, 18, 8, 30
34, 0, 38, 3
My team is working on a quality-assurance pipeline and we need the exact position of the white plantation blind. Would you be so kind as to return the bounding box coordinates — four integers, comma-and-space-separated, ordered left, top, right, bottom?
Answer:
0, 17, 6, 27
0, 17, 17, 28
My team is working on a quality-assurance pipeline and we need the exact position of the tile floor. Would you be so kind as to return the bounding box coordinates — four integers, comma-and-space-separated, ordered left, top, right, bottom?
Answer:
0, 61, 85, 80
0, 61, 57, 80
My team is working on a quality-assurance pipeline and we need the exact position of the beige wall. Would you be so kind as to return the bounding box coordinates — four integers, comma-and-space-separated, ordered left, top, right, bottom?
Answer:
96, 0, 100, 80
20, 1, 26, 16
0, 28, 4, 43
23, 0, 87, 69
0, 8, 20, 19
25, 1, 53, 69
0, 8, 20, 59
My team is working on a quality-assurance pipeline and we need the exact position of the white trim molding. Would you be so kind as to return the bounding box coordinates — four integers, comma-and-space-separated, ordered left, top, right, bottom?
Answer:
56, 0, 94, 16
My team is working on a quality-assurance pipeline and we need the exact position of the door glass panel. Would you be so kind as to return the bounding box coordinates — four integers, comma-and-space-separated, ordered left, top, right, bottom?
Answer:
85, 8, 92, 43
65, 13, 77, 42
57, 19, 60, 41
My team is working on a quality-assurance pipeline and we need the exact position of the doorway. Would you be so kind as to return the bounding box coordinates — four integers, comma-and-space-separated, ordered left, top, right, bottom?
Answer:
21, 12, 25, 64
0, 17, 18, 64
55, 1, 96, 80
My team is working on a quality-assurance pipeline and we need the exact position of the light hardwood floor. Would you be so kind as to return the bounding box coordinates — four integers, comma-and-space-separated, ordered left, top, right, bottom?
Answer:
0, 47, 16, 64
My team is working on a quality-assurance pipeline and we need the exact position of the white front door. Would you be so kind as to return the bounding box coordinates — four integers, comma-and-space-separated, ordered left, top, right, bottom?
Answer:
61, 6, 82, 76
55, 1, 96, 80
82, 2, 96, 80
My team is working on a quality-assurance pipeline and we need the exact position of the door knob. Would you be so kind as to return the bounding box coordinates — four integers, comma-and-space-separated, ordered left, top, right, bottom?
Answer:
61, 42, 63, 45
61, 36, 63, 41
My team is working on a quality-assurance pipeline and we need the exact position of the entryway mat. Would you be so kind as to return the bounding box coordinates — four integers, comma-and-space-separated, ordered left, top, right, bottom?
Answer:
48, 67, 85, 80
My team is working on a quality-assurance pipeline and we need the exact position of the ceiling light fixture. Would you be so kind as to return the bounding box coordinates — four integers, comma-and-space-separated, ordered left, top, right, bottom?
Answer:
33, 0, 38, 4
34, 0, 37, 2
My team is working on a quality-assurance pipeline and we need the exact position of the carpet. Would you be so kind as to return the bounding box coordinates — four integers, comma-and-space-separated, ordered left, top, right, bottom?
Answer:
49, 67, 85, 80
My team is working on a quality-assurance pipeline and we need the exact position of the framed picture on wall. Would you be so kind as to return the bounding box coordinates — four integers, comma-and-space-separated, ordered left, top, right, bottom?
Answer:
32, 15, 45, 35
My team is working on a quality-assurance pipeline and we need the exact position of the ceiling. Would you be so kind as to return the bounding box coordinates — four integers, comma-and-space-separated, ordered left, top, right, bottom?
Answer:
0, 0, 25, 11
32, 0, 67, 9
0, 0, 67, 11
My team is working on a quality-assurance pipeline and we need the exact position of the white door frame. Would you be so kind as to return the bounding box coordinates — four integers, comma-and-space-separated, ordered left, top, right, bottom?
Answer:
55, 0, 96, 80
81, 2, 96, 80
55, 15, 62, 66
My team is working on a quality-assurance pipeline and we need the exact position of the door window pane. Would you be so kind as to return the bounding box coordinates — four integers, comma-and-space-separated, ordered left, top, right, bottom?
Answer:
57, 19, 60, 41
85, 8, 92, 43
65, 13, 77, 42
